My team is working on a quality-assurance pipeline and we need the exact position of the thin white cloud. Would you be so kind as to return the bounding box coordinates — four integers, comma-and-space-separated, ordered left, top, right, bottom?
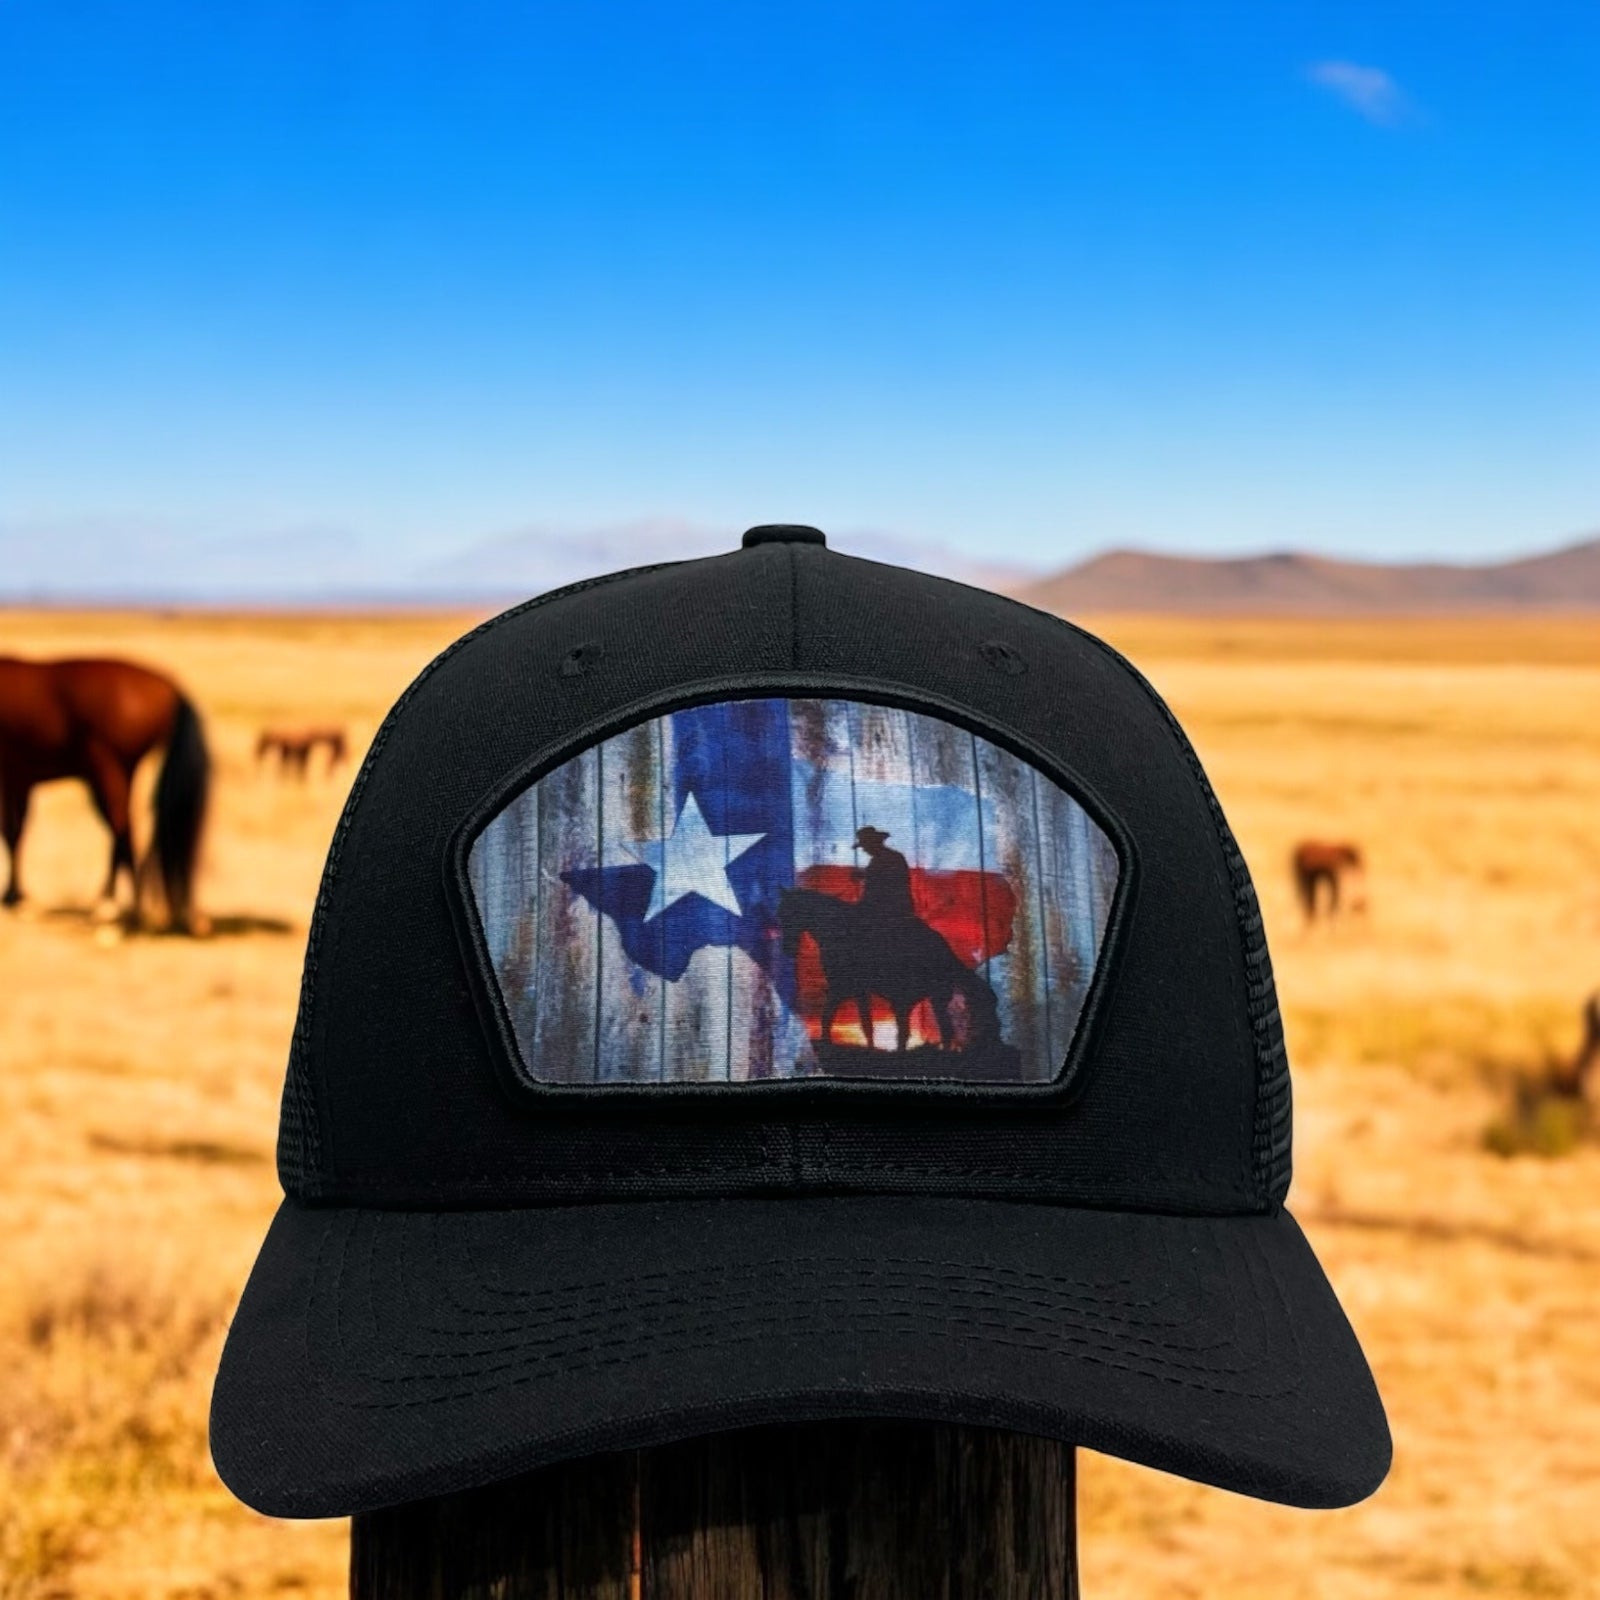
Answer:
1307, 60, 1410, 126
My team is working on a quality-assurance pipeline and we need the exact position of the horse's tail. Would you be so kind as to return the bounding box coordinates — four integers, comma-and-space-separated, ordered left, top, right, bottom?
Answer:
150, 691, 211, 930
953, 963, 1002, 1041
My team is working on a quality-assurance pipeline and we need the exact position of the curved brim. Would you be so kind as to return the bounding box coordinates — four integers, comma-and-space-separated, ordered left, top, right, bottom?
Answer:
211, 1196, 1390, 1517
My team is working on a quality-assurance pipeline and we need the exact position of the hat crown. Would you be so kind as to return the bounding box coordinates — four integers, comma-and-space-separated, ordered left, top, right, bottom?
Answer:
278, 541, 1289, 1215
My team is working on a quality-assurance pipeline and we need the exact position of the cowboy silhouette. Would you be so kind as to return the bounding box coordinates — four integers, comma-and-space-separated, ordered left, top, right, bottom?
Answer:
854, 825, 916, 929
773, 821, 1016, 1069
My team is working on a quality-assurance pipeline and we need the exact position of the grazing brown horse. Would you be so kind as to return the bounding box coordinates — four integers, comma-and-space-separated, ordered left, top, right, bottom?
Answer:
256, 725, 347, 779
1291, 840, 1364, 923
0, 656, 210, 931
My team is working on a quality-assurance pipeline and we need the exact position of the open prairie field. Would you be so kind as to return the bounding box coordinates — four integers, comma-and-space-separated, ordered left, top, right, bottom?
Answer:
2, 606, 1597, 1599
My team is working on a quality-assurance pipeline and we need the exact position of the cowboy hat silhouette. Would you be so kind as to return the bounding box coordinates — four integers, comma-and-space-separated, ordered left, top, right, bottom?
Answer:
855, 825, 891, 848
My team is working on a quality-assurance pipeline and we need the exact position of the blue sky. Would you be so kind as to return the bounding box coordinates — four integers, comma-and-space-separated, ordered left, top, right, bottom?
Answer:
2, 1, 1596, 592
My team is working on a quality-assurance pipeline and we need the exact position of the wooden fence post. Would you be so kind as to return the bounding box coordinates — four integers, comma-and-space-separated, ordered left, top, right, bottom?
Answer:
351, 1421, 1078, 1600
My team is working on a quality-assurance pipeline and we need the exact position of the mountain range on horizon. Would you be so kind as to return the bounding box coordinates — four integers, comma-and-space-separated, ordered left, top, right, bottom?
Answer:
1020, 532, 1600, 614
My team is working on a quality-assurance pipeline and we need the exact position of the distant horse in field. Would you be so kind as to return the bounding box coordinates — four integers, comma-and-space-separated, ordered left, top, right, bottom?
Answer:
1292, 840, 1365, 924
1487, 992, 1600, 1157
1548, 993, 1600, 1101
0, 656, 210, 932
777, 887, 1001, 1053
256, 725, 347, 779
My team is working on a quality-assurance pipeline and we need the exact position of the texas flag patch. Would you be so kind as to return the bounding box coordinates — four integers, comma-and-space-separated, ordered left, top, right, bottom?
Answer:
467, 697, 1118, 1086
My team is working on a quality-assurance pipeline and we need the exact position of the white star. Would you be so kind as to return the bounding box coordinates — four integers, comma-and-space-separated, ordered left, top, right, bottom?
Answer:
624, 792, 765, 922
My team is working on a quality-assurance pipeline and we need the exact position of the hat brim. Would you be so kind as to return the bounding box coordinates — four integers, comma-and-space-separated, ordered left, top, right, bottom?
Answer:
211, 1195, 1389, 1518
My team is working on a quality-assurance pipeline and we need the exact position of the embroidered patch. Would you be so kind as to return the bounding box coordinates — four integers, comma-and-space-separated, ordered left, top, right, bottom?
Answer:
467, 698, 1119, 1086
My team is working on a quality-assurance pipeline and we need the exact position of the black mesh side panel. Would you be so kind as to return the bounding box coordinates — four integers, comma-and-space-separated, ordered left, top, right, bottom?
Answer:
1138, 708, 1292, 1205
1122, 681, 1291, 1203
1234, 858, 1294, 1203
275, 1047, 319, 1194
275, 562, 682, 1199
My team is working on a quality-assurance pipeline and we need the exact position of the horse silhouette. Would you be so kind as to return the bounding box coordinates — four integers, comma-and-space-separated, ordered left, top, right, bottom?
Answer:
777, 886, 1001, 1055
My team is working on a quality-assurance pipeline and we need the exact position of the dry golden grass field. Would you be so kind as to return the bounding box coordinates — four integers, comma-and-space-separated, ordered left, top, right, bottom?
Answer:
2, 605, 1598, 1599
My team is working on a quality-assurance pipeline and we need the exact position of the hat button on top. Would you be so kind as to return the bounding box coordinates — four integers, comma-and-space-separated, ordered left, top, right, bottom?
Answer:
741, 524, 827, 548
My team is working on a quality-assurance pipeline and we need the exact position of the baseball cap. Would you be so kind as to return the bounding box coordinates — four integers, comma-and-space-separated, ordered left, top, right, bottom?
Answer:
211, 525, 1390, 1517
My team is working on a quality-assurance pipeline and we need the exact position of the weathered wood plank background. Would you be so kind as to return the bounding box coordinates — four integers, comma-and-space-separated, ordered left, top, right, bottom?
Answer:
469, 697, 1116, 1085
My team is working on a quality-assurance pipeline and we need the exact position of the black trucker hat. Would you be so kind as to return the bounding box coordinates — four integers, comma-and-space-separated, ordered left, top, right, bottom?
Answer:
212, 525, 1390, 1517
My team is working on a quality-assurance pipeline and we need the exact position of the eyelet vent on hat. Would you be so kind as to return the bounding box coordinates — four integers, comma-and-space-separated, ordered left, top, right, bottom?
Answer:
978, 639, 1027, 676
559, 643, 605, 679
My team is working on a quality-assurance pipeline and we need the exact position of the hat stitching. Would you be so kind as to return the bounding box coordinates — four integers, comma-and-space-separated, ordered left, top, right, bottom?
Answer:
302, 1214, 1297, 1408
307, 1159, 1234, 1202
429, 1214, 1247, 1351
446, 1225, 1144, 1304
389, 1303, 1267, 1380
430, 1249, 1212, 1345
408, 1277, 1242, 1364
326, 1157, 798, 1189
